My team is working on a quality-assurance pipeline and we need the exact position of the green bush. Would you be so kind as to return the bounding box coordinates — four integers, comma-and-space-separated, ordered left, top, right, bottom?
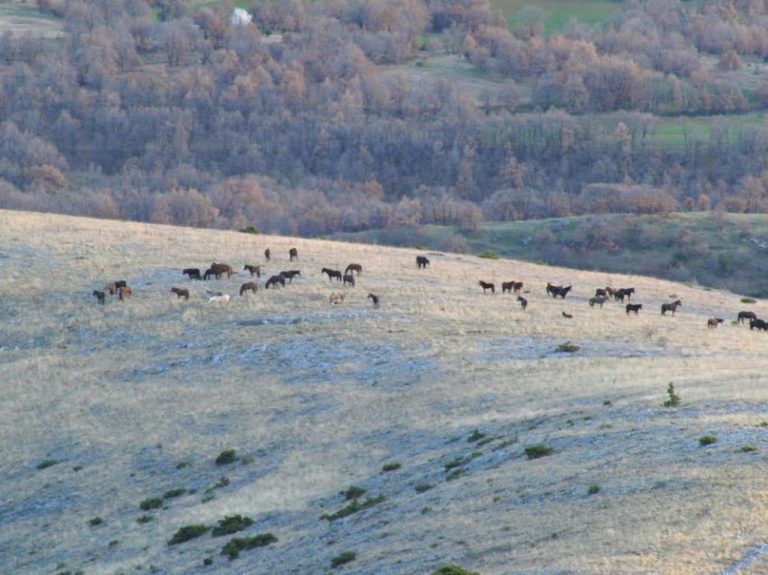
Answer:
163, 488, 187, 499
479, 250, 498, 259
343, 485, 366, 500
331, 551, 357, 568
215, 449, 238, 466
36, 459, 61, 470
321, 495, 386, 521
211, 515, 254, 537
221, 533, 277, 560
239, 225, 259, 234
741, 297, 757, 304
88, 517, 103, 526
137, 515, 153, 524
555, 341, 580, 353
168, 524, 210, 545
587, 483, 600, 495
415, 482, 434, 493
524, 444, 554, 460
663, 383, 681, 407
432, 566, 481, 575
382, 462, 402, 472
699, 435, 717, 446
139, 497, 163, 511
740, 445, 758, 453
467, 429, 486, 443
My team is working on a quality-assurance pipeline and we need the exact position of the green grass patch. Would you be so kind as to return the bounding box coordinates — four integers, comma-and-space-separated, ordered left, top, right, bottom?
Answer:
211, 515, 254, 537
479, 249, 498, 259
467, 429, 487, 443
587, 483, 600, 495
36, 459, 61, 470
88, 517, 104, 526
415, 482, 435, 493
139, 497, 163, 511
699, 435, 717, 447
221, 533, 277, 560
321, 495, 386, 521
163, 488, 187, 499
343, 485, 367, 500
741, 297, 757, 304
432, 565, 481, 575
331, 550, 357, 568
524, 444, 554, 460
168, 524, 210, 545
382, 462, 402, 472
740, 445, 758, 453
215, 449, 238, 465
555, 341, 580, 353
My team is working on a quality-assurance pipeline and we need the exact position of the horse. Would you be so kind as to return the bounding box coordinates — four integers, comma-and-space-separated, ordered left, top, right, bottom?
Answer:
606, 287, 619, 300
264, 248, 270, 261
615, 288, 635, 303
368, 293, 380, 308
416, 255, 430, 269
707, 318, 724, 329
661, 300, 682, 316
750, 318, 768, 331
479, 280, 495, 294
203, 267, 221, 280
552, 285, 572, 299
280, 270, 301, 283
546, 282, 560, 297
239, 282, 257, 296
243, 264, 261, 277
502, 281, 523, 294
105, 280, 127, 295
182, 268, 201, 280
517, 296, 528, 310
209, 294, 230, 304
265, 275, 285, 289
210, 262, 234, 278
329, 292, 345, 305
562, 311, 573, 319
626, 303, 642, 315
343, 274, 356, 287
738, 311, 757, 324
594, 288, 607, 297
118, 286, 132, 301
92, 290, 106, 304
171, 287, 189, 300
589, 296, 609, 308
345, 263, 363, 275
322, 268, 342, 282
289, 247, 298, 261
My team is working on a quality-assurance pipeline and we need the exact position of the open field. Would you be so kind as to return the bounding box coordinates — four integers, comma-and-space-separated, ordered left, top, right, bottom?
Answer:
2, 210, 768, 574
491, 0, 620, 34
0, 0, 64, 37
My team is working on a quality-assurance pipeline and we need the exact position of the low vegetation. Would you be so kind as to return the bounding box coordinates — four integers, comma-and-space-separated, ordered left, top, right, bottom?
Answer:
432, 565, 481, 575
382, 462, 402, 472
699, 436, 717, 447
139, 497, 163, 511
221, 534, 278, 560
330, 551, 357, 568
214, 449, 238, 466
321, 496, 386, 522
211, 515, 254, 537
168, 524, 210, 545
663, 383, 682, 408
524, 444, 554, 460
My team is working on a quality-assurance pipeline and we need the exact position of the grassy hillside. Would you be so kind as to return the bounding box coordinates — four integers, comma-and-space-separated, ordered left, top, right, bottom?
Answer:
2, 209, 768, 574
492, 0, 620, 34
332, 212, 768, 298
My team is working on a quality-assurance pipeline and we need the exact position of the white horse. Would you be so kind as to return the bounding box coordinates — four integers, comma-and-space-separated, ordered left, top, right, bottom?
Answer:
209, 294, 231, 305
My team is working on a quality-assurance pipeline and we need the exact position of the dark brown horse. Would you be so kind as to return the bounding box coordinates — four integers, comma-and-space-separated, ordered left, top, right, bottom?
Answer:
322, 268, 342, 282
517, 295, 528, 310
280, 270, 301, 283
265, 275, 285, 289
626, 303, 642, 315
345, 263, 363, 275
502, 281, 523, 294
171, 287, 189, 300
203, 267, 221, 280
182, 268, 201, 280
239, 282, 258, 296
551, 285, 572, 299
546, 282, 560, 297
594, 288, 607, 297
738, 311, 757, 324
707, 318, 724, 329
92, 290, 106, 304
479, 280, 495, 294
661, 300, 682, 316
615, 288, 635, 303
416, 255, 430, 269
210, 262, 234, 278
264, 248, 271, 261
105, 280, 127, 295
289, 247, 298, 261
118, 286, 132, 301
243, 264, 261, 277
368, 293, 380, 308
343, 273, 356, 287
750, 318, 768, 331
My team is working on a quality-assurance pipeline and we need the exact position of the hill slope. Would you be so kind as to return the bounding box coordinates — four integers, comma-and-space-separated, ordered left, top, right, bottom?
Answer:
1, 210, 768, 575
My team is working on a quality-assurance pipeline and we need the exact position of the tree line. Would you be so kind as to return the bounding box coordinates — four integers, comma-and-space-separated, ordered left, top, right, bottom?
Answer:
3, 0, 768, 234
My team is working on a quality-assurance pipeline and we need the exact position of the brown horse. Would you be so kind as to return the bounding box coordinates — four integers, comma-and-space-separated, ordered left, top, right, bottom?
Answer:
626, 303, 642, 315
738, 311, 757, 324
280, 270, 301, 283
92, 290, 106, 304
118, 286, 132, 301
210, 262, 234, 278
243, 264, 261, 277
171, 287, 189, 300
264, 248, 270, 261
329, 292, 345, 304
345, 263, 363, 275
105, 280, 127, 295
707, 318, 724, 329
502, 281, 523, 294
661, 300, 682, 316
289, 247, 298, 261
479, 280, 495, 294
239, 282, 258, 296
265, 275, 285, 289
416, 255, 430, 269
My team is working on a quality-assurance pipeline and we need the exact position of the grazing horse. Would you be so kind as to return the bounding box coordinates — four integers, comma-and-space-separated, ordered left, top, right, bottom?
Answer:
343, 273, 356, 287
416, 255, 430, 269
211, 262, 234, 278
738, 311, 757, 324
243, 264, 261, 277
750, 318, 768, 331
322, 268, 343, 282
479, 280, 495, 294
280, 270, 301, 283
606, 287, 619, 300
329, 292, 345, 305
170, 287, 189, 300
615, 288, 635, 303
264, 248, 270, 261
105, 280, 127, 295
204, 267, 221, 280
707, 318, 724, 329
118, 286, 132, 301
502, 281, 523, 294
589, 296, 609, 308
562, 311, 573, 319
626, 303, 642, 315
517, 296, 528, 310
661, 300, 682, 316
265, 275, 285, 289
182, 268, 201, 280
239, 282, 257, 296
595, 288, 607, 297
289, 247, 298, 261
209, 294, 230, 304
368, 293, 380, 308
92, 290, 106, 304
551, 285, 572, 299
345, 263, 363, 275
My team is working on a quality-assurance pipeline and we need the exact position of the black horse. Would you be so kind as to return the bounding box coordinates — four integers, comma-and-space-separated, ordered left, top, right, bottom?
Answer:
626, 303, 642, 315
289, 247, 298, 261
368, 293, 380, 308
750, 318, 768, 331
343, 274, 356, 287
551, 285, 572, 299
479, 280, 495, 294
265, 275, 285, 289
615, 287, 635, 302
661, 300, 682, 316
416, 255, 430, 269
322, 268, 342, 282
92, 290, 106, 304
517, 296, 528, 310
182, 268, 201, 280
738, 311, 757, 324
280, 270, 301, 283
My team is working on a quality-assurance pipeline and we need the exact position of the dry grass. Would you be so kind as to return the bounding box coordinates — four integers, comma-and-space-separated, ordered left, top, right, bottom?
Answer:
2, 209, 768, 574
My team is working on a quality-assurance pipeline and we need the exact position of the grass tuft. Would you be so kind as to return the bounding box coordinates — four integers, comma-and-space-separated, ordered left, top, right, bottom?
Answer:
215, 449, 238, 466
168, 524, 210, 545
321, 495, 386, 521
211, 515, 254, 537
331, 550, 357, 568
525, 444, 554, 460
139, 497, 163, 511
36, 459, 61, 470
221, 533, 277, 560
699, 435, 717, 446
382, 462, 402, 472
663, 383, 681, 407
432, 566, 481, 575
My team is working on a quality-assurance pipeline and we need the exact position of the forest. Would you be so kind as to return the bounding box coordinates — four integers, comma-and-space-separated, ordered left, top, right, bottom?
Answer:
4, 0, 768, 235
